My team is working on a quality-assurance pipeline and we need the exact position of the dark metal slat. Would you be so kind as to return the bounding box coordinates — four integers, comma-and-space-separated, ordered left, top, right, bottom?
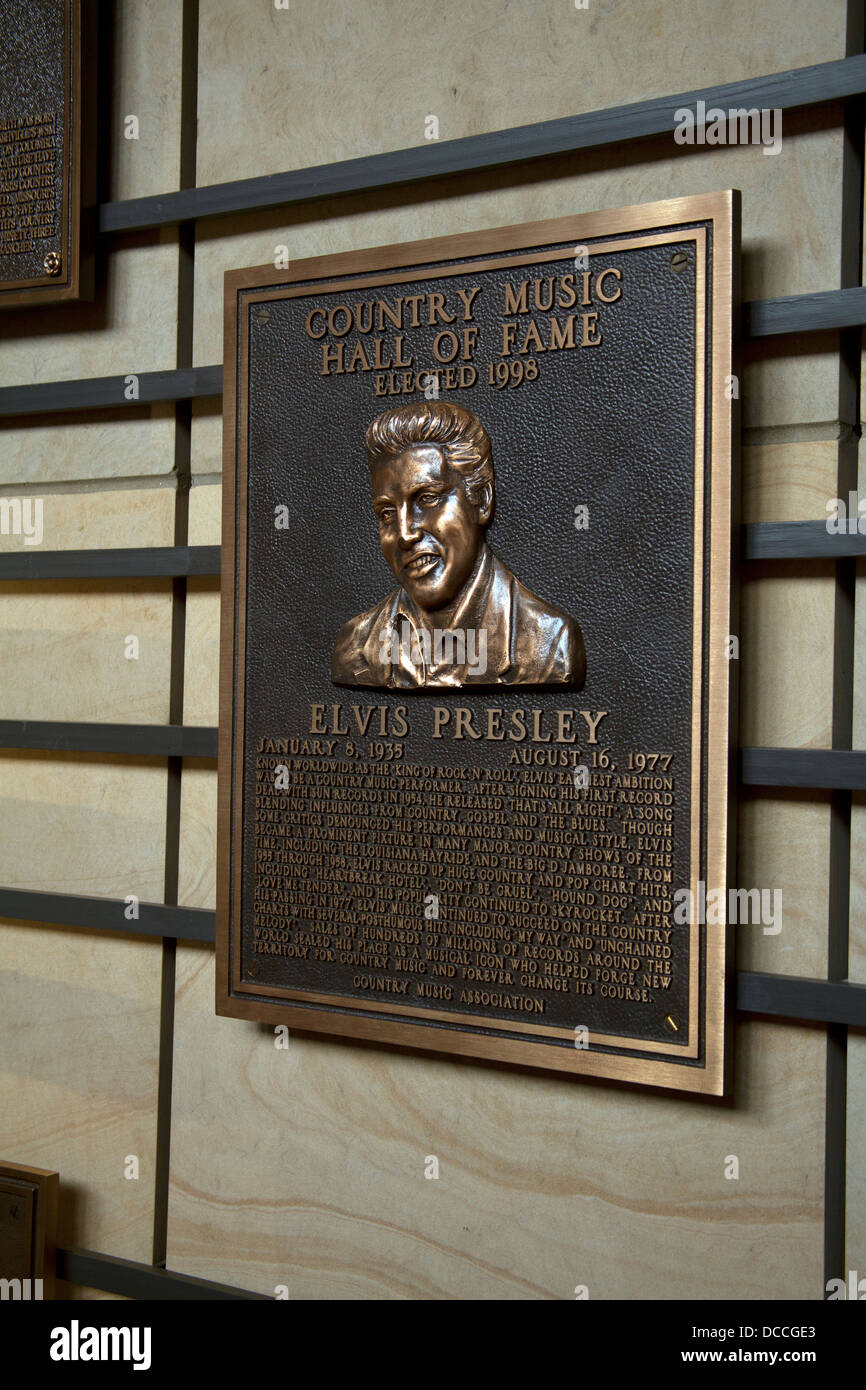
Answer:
737, 973, 866, 1028
2, 884, 864, 1027
2, 285, 866, 420
743, 519, 866, 558
741, 747, 866, 789
57, 1247, 268, 1300
0, 888, 215, 942
744, 284, 866, 336
0, 365, 222, 417
0, 545, 221, 580
0, 880, 862, 1029
0, 726, 863, 788
0, 526, 862, 584
0, 721, 218, 757
98, 54, 866, 233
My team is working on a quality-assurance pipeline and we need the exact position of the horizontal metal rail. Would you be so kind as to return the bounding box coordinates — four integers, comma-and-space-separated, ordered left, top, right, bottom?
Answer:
742, 520, 866, 559
1, 728, 863, 789
739, 747, 866, 789
57, 1247, 268, 1300
0, 546, 222, 581
0, 525, 860, 582
0, 888, 214, 942
744, 284, 866, 336
0, 365, 222, 417
3, 285, 864, 420
97, 54, 866, 234
2, 885, 864, 1028
736, 973, 866, 1028
0, 721, 218, 757
2, 287, 866, 418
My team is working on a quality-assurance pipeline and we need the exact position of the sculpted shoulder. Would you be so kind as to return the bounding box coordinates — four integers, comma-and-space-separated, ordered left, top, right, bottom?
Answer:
331, 592, 395, 685
508, 572, 587, 688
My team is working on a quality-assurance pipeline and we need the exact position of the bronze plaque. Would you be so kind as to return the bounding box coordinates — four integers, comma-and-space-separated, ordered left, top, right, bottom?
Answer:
0, 1161, 58, 1298
0, 0, 94, 307
218, 192, 739, 1094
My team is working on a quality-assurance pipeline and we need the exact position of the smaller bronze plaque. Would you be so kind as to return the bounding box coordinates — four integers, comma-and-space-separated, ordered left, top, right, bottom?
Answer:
0, 1160, 58, 1299
0, 0, 94, 308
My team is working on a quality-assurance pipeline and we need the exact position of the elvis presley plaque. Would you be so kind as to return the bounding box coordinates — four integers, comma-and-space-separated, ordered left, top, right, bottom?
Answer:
218, 192, 739, 1094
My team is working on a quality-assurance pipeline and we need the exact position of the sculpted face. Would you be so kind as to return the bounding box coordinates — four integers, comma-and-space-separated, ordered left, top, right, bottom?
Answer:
370, 445, 491, 612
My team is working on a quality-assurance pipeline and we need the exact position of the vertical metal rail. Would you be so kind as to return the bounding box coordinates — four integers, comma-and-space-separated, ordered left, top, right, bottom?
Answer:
152, 0, 200, 1270
824, 0, 864, 1296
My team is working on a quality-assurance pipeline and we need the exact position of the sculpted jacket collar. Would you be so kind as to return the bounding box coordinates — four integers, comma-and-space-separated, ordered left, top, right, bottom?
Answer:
390, 543, 497, 686
331, 543, 584, 688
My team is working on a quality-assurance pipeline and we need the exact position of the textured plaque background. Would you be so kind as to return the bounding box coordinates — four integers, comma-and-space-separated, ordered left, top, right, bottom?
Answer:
241, 236, 698, 1046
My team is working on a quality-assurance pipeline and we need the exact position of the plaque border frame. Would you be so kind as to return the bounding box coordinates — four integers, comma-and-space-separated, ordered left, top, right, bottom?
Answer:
0, 0, 95, 309
217, 190, 739, 1096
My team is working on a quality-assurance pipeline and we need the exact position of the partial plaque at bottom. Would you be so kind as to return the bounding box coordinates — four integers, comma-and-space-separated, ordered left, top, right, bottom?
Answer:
0, 1160, 58, 1298
218, 192, 739, 1094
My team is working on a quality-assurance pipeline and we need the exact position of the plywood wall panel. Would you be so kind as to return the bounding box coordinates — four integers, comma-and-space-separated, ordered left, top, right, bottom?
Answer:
195, 0, 846, 184
0, 924, 161, 1262
166, 944, 823, 1300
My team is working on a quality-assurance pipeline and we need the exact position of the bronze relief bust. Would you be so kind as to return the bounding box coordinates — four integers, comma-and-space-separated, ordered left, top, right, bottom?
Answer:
331, 401, 586, 689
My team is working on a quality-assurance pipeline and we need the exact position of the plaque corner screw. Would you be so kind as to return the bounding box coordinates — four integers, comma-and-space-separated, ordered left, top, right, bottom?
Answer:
670, 251, 689, 274
254, 307, 271, 325
44, 250, 62, 276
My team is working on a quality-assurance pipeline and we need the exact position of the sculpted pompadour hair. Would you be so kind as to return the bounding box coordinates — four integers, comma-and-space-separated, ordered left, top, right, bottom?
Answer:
365, 401, 494, 507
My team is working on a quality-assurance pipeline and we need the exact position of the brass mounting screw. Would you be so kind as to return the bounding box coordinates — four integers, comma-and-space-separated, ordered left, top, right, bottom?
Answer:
670, 251, 689, 273
43, 250, 62, 276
